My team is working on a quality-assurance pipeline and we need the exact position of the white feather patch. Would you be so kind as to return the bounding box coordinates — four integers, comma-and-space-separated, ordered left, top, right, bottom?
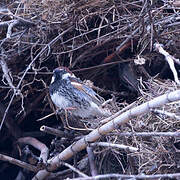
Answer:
62, 72, 75, 79
50, 92, 69, 109
51, 76, 55, 84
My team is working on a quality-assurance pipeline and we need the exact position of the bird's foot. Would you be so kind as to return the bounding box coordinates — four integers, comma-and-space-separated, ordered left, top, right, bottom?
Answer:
56, 107, 76, 115
65, 107, 77, 111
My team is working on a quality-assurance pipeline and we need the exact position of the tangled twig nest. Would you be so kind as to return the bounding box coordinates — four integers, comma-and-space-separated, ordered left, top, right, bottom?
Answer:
110, 79, 180, 175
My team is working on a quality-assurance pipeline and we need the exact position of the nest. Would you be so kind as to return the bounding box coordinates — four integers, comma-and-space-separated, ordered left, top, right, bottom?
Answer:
0, 0, 180, 179
116, 79, 180, 174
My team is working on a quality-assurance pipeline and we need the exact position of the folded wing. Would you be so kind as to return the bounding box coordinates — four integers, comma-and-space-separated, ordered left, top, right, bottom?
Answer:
69, 77, 104, 106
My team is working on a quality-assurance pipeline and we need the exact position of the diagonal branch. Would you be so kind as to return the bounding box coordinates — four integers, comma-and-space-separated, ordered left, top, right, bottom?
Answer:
0, 153, 38, 172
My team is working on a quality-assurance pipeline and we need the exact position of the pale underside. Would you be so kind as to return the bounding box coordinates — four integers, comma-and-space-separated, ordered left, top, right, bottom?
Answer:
50, 92, 110, 118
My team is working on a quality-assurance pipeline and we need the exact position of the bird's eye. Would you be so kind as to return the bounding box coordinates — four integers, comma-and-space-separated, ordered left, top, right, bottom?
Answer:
51, 76, 55, 84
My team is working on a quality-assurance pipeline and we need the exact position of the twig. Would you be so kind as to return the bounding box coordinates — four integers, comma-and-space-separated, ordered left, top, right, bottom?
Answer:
60, 173, 180, 180
90, 142, 138, 153
50, 157, 89, 179
71, 20, 139, 67
40, 125, 73, 138
86, 146, 98, 176
0, 8, 35, 27
110, 131, 180, 137
6, 20, 19, 38
60, 161, 89, 178
0, 58, 16, 90
0, 17, 35, 38
18, 91, 46, 124
154, 42, 180, 84
36, 112, 55, 121
0, 20, 15, 28
151, 108, 180, 120
32, 89, 180, 180
0, 153, 38, 172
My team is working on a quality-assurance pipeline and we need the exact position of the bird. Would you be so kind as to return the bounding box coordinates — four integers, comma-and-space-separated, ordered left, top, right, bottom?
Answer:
49, 67, 111, 119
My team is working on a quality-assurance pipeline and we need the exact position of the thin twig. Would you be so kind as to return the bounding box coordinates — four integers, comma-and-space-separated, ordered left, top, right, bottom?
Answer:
0, 58, 15, 90
86, 146, 98, 176
60, 161, 89, 178
62, 173, 180, 180
154, 42, 180, 84
90, 142, 138, 153
152, 108, 180, 120
101, 102, 136, 124
110, 131, 180, 137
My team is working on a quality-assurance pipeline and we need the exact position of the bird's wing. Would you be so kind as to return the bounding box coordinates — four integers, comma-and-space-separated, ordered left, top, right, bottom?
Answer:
69, 77, 104, 106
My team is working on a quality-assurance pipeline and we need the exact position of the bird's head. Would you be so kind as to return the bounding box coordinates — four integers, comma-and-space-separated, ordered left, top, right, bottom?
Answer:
51, 67, 75, 84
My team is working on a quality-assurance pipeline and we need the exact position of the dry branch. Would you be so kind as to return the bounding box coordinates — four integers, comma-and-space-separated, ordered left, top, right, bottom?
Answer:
86, 146, 98, 176
111, 131, 180, 137
0, 11, 36, 38
61, 161, 89, 178
90, 142, 138, 153
0, 153, 38, 172
152, 108, 180, 120
62, 173, 180, 180
40, 125, 67, 137
18, 137, 49, 164
154, 42, 180, 84
0, 58, 15, 90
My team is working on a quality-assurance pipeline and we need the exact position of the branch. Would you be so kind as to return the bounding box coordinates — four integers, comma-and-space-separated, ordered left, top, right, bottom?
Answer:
111, 131, 180, 137
0, 12, 36, 38
0, 153, 38, 172
18, 137, 49, 163
90, 142, 138, 153
154, 42, 180, 84
40, 125, 73, 138
60, 173, 180, 180
6, 20, 19, 38
152, 108, 180, 120
60, 161, 89, 178
0, 58, 16, 90
86, 146, 98, 176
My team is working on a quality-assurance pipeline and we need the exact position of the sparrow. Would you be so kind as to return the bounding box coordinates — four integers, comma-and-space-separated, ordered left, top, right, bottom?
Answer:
49, 67, 111, 118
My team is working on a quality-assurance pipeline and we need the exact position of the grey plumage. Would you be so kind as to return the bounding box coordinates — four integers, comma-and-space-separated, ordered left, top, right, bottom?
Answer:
49, 67, 111, 118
